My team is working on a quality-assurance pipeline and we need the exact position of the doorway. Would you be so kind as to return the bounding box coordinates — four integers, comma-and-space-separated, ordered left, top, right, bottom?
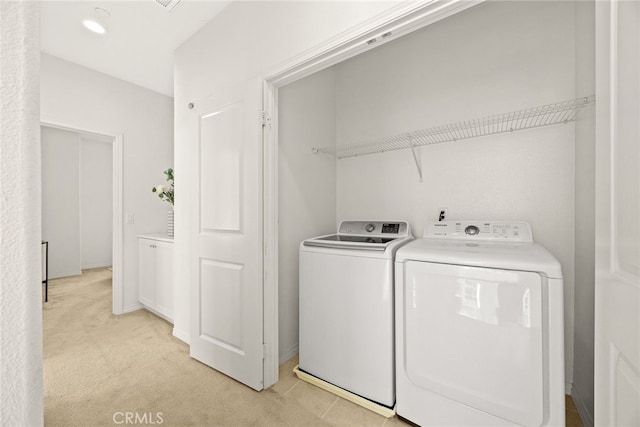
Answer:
41, 122, 124, 315
260, 0, 482, 386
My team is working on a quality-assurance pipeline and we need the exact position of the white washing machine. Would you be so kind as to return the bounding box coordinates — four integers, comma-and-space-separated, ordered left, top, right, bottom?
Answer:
299, 221, 413, 407
395, 221, 565, 426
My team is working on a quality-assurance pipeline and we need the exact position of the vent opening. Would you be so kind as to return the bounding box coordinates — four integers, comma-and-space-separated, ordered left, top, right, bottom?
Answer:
153, 0, 183, 12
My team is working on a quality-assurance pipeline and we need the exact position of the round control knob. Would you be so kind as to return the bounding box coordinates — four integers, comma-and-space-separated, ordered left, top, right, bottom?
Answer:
365, 223, 376, 232
465, 225, 480, 235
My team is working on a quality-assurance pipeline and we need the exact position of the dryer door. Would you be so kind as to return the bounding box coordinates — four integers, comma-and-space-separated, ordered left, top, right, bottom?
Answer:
402, 261, 544, 426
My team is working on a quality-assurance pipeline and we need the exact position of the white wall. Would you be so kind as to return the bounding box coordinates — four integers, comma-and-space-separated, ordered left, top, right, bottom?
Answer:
80, 136, 113, 269
41, 126, 81, 278
174, 0, 402, 345
278, 67, 337, 362
573, 0, 596, 424
334, 1, 577, 389
41, 53, 174, 312
0, 2, 43, 424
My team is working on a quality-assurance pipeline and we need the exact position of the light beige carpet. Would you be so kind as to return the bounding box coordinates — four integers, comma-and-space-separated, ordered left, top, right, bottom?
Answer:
43, 269, 333, 427
43, 269, 583, 427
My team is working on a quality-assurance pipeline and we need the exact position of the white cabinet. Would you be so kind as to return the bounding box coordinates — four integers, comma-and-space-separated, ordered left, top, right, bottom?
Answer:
138, 234, 174, 322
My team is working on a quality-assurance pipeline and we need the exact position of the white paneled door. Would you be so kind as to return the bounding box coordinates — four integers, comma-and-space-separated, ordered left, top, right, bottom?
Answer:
190, 79, 264, 391
594, 1, 640, 425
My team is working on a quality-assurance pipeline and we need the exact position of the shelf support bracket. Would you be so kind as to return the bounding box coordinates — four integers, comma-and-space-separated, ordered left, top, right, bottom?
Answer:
409, 143, 423, 183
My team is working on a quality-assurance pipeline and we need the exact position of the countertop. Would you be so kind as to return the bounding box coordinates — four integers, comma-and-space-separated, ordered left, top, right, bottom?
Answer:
138, 233, 174, 243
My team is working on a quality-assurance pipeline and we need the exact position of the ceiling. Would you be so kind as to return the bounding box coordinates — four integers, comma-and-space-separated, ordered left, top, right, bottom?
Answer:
40, 0, 231, 97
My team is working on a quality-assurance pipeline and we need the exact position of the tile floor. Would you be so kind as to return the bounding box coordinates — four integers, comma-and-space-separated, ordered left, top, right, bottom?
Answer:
276, 355, 584, 427
274, 355, 406, 426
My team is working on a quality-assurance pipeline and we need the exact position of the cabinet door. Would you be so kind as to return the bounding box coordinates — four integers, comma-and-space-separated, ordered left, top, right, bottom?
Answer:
155, 241, 174, 320
138, 239, 156, 307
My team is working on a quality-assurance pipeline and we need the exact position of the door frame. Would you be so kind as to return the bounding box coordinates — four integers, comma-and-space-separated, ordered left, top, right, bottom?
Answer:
41, 120, 124, 315
594, 0, 640, 424
261, 0, 483, 388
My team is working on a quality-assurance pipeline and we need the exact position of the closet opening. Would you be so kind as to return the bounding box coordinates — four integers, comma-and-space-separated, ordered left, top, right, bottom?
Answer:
41, 122, 124, 315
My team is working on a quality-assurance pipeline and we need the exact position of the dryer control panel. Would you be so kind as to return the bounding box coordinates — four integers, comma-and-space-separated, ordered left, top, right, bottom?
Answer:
338, 221, 410, 237
424, 221, 533, 242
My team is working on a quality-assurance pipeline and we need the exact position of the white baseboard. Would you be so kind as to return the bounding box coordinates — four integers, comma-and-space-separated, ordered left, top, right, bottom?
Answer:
572, 387, 594, 427
137, 304, 173, 324
81, 262, 112, 270
49, 269, 82, 280
565, 381, 573, 395
279, 343, 299, 364
172, 327, 190, 345
121, 303, 142, 314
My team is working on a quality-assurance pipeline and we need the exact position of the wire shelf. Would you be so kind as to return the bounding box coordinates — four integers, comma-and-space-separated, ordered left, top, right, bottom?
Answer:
313, 96, 595, 159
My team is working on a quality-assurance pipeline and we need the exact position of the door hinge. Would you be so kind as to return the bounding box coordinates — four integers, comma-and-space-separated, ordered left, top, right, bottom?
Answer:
261, 111, 272, 127
262, 344, 269, 359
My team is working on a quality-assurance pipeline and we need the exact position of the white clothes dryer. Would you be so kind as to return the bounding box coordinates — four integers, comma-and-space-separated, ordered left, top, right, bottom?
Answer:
299, 221, 413, 408
395, 221, 564, 426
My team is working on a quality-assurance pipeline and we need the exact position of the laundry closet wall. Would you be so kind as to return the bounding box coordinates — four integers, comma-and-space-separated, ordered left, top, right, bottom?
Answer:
334, 1, 577, 391
278, 67, 338, 361
572, 0, 596, 421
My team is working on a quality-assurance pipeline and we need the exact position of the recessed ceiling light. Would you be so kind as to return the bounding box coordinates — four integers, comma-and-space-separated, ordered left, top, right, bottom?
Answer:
82, 18, 107, 34
94, 7, 111, 19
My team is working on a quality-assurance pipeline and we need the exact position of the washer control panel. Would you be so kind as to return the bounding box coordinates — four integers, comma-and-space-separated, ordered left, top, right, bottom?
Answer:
339, 221, 410, 237
424, 221, 533, 242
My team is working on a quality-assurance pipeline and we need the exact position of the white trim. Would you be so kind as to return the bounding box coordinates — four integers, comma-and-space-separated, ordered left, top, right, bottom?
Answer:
609, 0, 618, 276
48, 270, 83, 280
606, 0, 640, 286
262, 80, 279, 389
261, 0, 483, 392
81, 263, 113, 270
122, 303, 143, 314
279, 344, 298, 365
78, 134, 83, 277
140, 305, 173, 324
112, 134, 124, 315
172, 327, 190, 345
41, 119, 125, 315
608, 343, 618, 427
572, 387, 595, 427
265, 0, 482, 87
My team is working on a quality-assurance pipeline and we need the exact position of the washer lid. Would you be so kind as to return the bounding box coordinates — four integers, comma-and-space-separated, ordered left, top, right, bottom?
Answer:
302, 220, 412, 252
303, 234, 399, 251
395, 238, 563, 279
